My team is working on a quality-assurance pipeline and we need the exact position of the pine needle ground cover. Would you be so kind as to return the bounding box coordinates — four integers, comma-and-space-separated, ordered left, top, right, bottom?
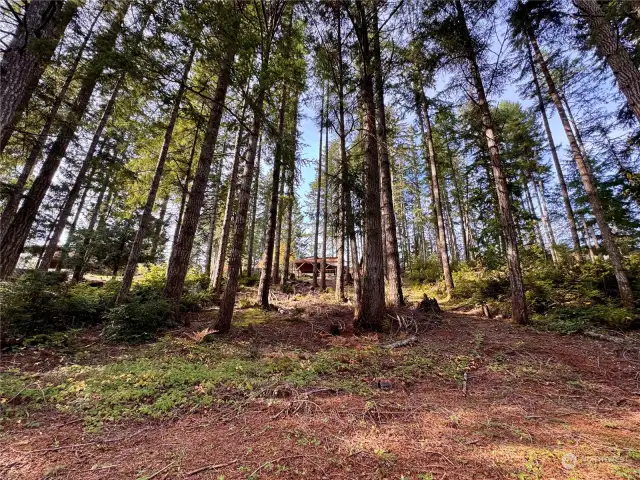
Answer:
1, 285, 639, 480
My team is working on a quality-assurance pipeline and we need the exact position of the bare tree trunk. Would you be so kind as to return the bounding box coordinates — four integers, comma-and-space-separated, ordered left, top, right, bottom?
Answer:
0, 4, 128, 279
164, 44, 236, 307
372, 6, 403, 306
0, 0, 77, 151
0, 6, 103, 235
282, 97, 298, 289
320, 90, 329, 291
420, 94, 454, 295
211, 98, 248, 293
457, 0, 527, 324
272, 166, 286, 285
312, 82, 324, 288
523, 177, 547, 254
336, 9, 360, 310
73, 173, 109, 281
40, 74, 124, 271
350, 0, 386, 330
530, 28, 635, 309
204, 141, 226, 279
583, 219, 597, 263
171, 128, 197, 256
150, 194, 169, 262
574, 0, 640, 121
258, 84, 288, 306
525, 40, 582, 259
531, 175, 558, 263
57, 161, 98, 271
245, 134, 263, 277
117, 47, 195, 304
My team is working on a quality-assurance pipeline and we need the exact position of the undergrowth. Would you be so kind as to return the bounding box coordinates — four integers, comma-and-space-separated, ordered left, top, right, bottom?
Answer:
0, 336, 446, 431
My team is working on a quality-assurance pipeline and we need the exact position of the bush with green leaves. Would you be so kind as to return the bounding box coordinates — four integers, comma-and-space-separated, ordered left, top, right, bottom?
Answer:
0, 271, 116, 342
406, 255, 444, 285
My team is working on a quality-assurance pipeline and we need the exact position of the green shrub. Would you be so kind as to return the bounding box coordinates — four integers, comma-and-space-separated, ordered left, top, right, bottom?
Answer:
0, 271, 115, 341
407, 255, 442, 285
102, 295, 171, 343
239, 274, 259, 287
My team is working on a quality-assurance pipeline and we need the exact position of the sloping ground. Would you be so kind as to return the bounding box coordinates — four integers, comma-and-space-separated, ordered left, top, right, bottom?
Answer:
1, 291, 639, 480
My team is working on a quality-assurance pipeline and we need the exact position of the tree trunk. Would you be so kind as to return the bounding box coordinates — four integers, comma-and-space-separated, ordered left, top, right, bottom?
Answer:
56, 160, 98, 271
0, 0, 77, 152
372, 7, 403, 306
171, 128, 197, 255
0, 6, 103, 235
532, 175, 558, 263
150, 194, 169, 262
336, 8, 360, 310
574, 0, 640, 121
523, 177, 546, 254
0, 4, 128, 279
258, 84, 288, 306
320, 89, 329, 291
529, 28, 635, 309
583, 219, 597, 263
457, 0, 528, 324
164, 45, 236, 307
210, 95, 249, 292
282, 97, 298, 289
350, 0, 386, 330
420, 95, 454, 295
245, 134, 263, 277
40, 73, 124, 271
312, 82, 324, 288
204, 139, 226, 280
272, 166, 286, 285
525, 40, 582, 258
117, 47, 195, 304
73, 173, 109, 281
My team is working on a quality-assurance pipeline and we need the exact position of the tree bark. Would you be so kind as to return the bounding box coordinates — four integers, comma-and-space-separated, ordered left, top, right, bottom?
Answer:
117, 46, 195, 304
164, 44, 237, 307
282, 98, 298, 289
421, 96, 454, 295
529, 27, 635, 309
312, 82, 324, 288
320, 89, 329, 291
336, 8, 360, 310
457, 0, 528, 324
0, 0, 77, 152
170, 123, 198, 255
574, 0, 640, 121
350, 0, 386, 330
272, 166, 286, 285
0, 6, 103, 236
217, 2, 286, 332
204, 139, 226, 279
39, 73, 124, 271
0, 3, 128, 279
245, 134, 263, 277
372, 6, 403, 306
258, 84, 288, 306
525, 39, 582, 259
73, 171, 109, 281
150, 194, 169, 262
532, 175, 558, 263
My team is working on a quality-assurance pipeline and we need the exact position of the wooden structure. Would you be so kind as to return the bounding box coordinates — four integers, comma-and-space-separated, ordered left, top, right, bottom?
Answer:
294, 256, 338, 276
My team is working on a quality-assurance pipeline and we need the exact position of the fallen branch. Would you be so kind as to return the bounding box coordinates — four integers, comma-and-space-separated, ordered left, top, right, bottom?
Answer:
186, 459, 238, 476
146, 462, 175, 480
584, 331, 626, 344
383, 336, 418, 349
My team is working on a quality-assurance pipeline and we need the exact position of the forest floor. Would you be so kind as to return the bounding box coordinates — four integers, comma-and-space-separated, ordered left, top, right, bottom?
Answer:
1, 281, 640, 480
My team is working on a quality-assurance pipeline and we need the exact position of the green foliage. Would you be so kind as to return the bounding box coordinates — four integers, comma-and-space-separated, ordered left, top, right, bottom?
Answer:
0, 271, 115, 341
102, 296, 171, 343
447, 256, 638, 330
406, 255, 443, 285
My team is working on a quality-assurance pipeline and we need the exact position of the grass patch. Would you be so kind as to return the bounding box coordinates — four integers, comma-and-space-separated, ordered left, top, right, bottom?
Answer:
0, 337, 449, 430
